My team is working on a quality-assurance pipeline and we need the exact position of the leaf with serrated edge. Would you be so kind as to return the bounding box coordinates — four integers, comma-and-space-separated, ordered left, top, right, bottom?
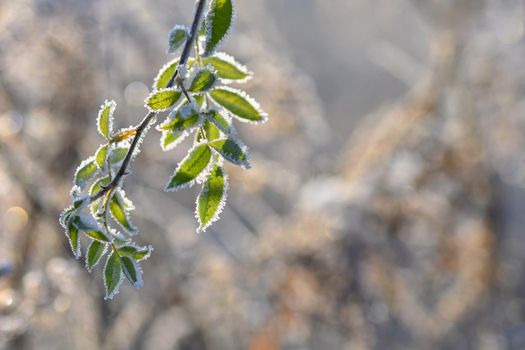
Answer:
109, 147, 129, 165
188, 66, 218, 92
154, 58, 179, 90
74, 216, 110, 242
158, 104, 202, 132
168, 25, 188, 53
202, 52, 251, 82
97, 100, 116, 140
196, 164, 228, 232
121, 256, 143, 288
89, 177, 111, 216
74, 157, 99, 188
165, 143, 213, 192
145, 88, 182, 112
117, 245, 153, 261
204, 109, 232, 135
203, 119, 221, 140
104, 251, 123, 300
204, 0, 235, 56
209, 138, 250, 169
95, 144, 108, 169
109, 191, 138, 235
67, 219, 81, 258
86, 240, 107, 272
84, 230, 111, 242
209, 87, 267, 123
160, 131, 186, 152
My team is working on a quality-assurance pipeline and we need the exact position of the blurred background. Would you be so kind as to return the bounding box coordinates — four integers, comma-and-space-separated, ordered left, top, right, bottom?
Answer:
1, 0, 525, 349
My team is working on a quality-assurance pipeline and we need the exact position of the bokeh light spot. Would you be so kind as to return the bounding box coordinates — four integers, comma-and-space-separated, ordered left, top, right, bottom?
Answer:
124, 81, 149, 107
5, 207, 29, 232
0, 111, 24, 139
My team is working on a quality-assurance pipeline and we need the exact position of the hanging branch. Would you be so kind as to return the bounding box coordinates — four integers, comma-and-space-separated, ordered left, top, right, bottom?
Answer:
60, 0, 267, 300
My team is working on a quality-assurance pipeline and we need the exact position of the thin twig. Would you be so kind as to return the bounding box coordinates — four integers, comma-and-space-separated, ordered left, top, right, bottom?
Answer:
90, 0, 207, 203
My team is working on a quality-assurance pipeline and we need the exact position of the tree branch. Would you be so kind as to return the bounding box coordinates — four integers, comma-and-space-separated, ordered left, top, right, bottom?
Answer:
90, 0, 208, 203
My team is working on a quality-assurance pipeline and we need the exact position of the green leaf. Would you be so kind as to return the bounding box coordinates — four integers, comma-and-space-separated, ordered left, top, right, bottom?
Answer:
195, 129, 206, 143
154, 58, 179, 90
165, 143, 213, 191
160, 131, 185, 152
86, 240, 107, 272
189, 67, 217, 92
194, 94, 206, 108
121, 256, 143, 287
110, 191, 138, 235
209, 88, 267, 123
204, 0, 234, 56
90, 177, 111, 196
67, 219, 81, 258
168, 25, 188, 53
97, 100, 116, 140
84, 229, 111, 242
158, 104, 201, 133
202, 53, 251, 81
95, 144, 108, 169
203, 119, 221, 140
117, 245, 152, 261
146, 88, 182, 111
209, 138, 250, 169
104, 251, 123, 300
74, 216, 110, 242
203, 109, 231, 134
74, 157, 99, 188
109, 147, 128, 164
90, 177, 111, 215
197, 164, 227, 232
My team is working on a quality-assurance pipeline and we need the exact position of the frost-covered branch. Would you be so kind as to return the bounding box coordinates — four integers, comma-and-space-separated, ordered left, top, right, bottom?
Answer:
60, 0, 267, 300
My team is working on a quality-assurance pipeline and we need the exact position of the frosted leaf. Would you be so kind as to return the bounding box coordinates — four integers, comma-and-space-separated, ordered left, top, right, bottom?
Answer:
202, 52, 251, 83
204, 0, 235, 57
75, 215, 111, 242
116, 244, 153, 261
153, 57, 179, 90
158, 103, 202, 132
203, 119, 221, 140
109, 190, 139, 235
110, 229, 129, 247
145, 88, 183, 112
121, 256, 143, 288
160, 131, 186, 152
89, 176, 111, 216
209, 87, 267, 124
165, 142, 213, 192
168, 25, 188, 54
203, 109, 232, 135
83, 229, 111, 242
59, 206, 76, 229
103, 251, 124, 300
196, 164, 228, 232
97, 100, 116, 141
109, 146, 129, 165
86, 240, 107, 272
66, 219, 81, 259
119, 189, 135, 211
209, 138, 250, 169
60, 196, 89, 228
74, 156, 99, 189
95, 144, 108, 170
188, 66, 218, 92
